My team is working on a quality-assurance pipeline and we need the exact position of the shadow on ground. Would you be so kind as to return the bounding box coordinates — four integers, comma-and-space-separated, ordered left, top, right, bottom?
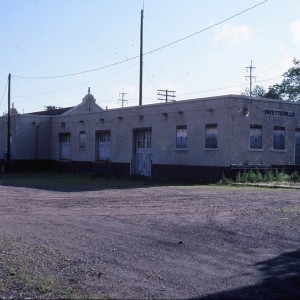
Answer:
197, 249, 300, 300
0, 172, 175, 192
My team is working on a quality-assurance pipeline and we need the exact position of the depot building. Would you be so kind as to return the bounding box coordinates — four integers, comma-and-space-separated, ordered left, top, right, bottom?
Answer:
0, 91, 300, 181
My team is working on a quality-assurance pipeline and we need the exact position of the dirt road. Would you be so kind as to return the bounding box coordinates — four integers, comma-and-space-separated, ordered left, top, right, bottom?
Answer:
0, 175, 299, 299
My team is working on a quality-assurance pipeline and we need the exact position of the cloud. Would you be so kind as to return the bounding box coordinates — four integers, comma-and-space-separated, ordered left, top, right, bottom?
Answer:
213, 23, 252, 45
290, 20, 300, 45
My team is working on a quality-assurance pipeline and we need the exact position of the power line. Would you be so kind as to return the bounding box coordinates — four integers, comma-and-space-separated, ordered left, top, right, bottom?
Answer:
176, 76, 282, 98
0, 80, 8, 108
13, 56, 139, 80
177, 83, 248, 97
12, 62, 138, 99
144, 0, 268, 57
12, 0, 268, 80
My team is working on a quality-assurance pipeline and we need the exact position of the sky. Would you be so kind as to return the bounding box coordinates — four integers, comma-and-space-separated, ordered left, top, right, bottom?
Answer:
0, 0, 300, 114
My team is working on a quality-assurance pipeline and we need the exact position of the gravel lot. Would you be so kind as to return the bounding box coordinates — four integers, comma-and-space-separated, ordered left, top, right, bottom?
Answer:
0, 174, 299, 299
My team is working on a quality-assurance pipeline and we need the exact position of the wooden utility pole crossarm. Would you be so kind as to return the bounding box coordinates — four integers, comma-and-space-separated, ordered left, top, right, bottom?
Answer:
245, 60, 256, 97
118, 90, 128, 108
157, 89, 176, 102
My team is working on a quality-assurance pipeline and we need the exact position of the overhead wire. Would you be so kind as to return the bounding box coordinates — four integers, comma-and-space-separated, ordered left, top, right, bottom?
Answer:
0, 80, 8, 109
12, 0, 268, 80
143, 0, 268, 56
176, 76, 282, 98
116, 75, 280, 101
12, 62, 139, 98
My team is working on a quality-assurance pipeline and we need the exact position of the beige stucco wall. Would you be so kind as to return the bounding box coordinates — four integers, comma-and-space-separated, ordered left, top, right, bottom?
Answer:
1, 95, 299, 168
50, 95, 300, 167
0, 114, 51, 160
229, 97, 300, 166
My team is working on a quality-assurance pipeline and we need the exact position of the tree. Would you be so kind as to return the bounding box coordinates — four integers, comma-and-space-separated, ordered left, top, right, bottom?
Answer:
266, 58, 300, 101
241, 85, 266, 97
264, 84, 281, 100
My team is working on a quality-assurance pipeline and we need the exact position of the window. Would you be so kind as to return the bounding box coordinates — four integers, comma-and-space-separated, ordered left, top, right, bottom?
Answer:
59, 133, 71, 160
273, 126, 285, 150
176, 125, 187, 149
250, 124, 262, 149
79, 131, 86, 149
205, 124, 218, 149
136, 131, 151, 149
96, 131, 111, 160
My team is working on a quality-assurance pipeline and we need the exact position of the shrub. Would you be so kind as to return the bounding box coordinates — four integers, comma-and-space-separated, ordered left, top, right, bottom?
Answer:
274, 169, 288, 182
225, 169, 299, 185
289, 171, 300, 182
246, 170, 254, 182
236, 172, 242, 183
246, 169, 262, 183
218, 175, 232, 185
254, 169, 263, 182
263, 171, 274, 182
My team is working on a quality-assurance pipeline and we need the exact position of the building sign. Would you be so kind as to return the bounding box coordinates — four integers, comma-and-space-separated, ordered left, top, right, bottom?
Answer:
264, 109, 295, 118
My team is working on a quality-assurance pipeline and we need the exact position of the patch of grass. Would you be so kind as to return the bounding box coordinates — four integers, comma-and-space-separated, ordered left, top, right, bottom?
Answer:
0, 236, 86, 299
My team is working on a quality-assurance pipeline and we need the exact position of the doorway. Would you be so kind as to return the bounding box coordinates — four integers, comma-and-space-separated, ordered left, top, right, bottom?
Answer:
131, 130, 152, 176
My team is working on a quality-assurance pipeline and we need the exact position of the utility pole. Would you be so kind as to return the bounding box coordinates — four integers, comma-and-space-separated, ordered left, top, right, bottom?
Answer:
7, 73, 11, 172
118, 89, 128, 108
157, 89, 176, 102
245, 60, 256, 97
139, 9, 144, 106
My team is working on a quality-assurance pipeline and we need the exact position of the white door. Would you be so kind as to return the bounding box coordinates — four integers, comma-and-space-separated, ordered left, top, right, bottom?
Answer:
132, 131, 152, 176
60, 134, 71, 160
98, 133, 111, 161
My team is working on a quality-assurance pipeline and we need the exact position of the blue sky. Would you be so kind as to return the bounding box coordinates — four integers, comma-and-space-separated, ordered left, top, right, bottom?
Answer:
0, 0, 300, 114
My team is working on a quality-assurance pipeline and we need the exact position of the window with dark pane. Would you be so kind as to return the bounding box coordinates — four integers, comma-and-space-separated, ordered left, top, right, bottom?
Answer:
250, 124, 262, 149
273, 126, 285, 150
79, 131, 86, 149
205, 124, 218, 149
176, 125, 187, 149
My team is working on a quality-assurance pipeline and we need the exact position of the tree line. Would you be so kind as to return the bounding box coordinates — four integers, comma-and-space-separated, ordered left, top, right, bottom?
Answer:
241, 58, 300, 101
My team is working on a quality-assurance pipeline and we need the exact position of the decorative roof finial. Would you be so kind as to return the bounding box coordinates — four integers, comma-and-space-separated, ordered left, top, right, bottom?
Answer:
88, 87, 90, 94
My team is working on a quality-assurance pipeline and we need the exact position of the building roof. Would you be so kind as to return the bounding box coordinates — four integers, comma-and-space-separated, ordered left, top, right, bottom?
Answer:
25, 106, 74, 116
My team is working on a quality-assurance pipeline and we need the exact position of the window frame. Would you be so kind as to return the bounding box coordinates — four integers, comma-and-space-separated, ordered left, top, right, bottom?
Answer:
175, 125, 187, 150
58, 132, 71, 160
273, 126, 285, 151
79, 131, 86, 149
95, 131, 111, 161
249, 124, 263, 150
205, 123, 218, 149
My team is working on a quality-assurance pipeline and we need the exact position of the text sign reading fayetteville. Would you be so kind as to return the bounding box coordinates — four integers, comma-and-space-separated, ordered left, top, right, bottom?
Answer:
264, 109, 295, 118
